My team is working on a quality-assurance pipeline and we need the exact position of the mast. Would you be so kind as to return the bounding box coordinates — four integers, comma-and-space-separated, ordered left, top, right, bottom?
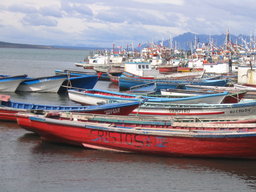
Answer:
194, 35, 198, 50
225, 29, 230, 50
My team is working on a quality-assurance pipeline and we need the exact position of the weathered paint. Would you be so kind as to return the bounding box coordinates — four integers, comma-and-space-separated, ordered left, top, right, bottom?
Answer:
17, 115, 256, 159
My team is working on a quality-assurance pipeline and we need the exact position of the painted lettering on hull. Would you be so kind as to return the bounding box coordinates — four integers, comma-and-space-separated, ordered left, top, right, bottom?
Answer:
229, 108, 251, 114
90, 130, 168, 148
169, 109, 190, 113
104, 108, 121, 115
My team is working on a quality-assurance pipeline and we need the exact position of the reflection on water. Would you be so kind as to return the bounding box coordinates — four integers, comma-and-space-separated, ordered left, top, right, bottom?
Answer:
1, 91, 79, 106
10, 131, 256, 192
18, 133, 41, 143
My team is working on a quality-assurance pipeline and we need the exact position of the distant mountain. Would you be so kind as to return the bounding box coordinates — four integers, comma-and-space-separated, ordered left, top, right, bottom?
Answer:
160, 32, 251, 50
0, 41, 54, 49
1, 32, 252, 50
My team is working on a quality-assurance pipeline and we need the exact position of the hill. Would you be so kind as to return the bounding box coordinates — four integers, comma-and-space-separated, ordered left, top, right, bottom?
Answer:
0, 41, 105, 50
0, 41, 54, 49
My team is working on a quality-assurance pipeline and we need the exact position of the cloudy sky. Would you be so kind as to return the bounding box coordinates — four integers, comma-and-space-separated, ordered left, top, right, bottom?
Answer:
0, 0, 255, 47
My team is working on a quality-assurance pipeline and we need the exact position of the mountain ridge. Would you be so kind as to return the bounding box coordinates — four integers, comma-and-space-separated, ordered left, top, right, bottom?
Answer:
169, 32, 250, 50
0, 32, 251, 50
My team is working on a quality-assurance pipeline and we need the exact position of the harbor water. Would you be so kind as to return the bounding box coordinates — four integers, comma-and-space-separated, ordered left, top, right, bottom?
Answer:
0, 48, 256, 192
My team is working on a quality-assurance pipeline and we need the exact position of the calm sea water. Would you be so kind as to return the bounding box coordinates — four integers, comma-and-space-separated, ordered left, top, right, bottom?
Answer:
0, 48, 256, 192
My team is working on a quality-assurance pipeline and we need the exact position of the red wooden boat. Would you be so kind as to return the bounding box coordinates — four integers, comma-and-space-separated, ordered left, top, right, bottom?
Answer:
16, 112, 256, 159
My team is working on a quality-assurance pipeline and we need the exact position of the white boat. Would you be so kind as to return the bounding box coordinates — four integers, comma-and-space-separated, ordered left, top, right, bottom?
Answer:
0, 74, 28, 92
75, 53, 126, 69
68, 88, 228, 105
132, 101, 256, 118
16, 75, 68, 93
123, 62, 204, 79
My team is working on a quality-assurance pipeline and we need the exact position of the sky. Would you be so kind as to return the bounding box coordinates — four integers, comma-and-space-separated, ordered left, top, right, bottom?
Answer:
0, 0, 256, 48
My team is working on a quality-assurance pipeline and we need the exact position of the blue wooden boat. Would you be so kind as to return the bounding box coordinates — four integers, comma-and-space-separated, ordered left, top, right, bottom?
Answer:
119, 72, 229, 91
68, 88, 228, 105
0, 95, 141, 121
59, 76, 98, 92
0, 74, 28, 92
55, 69, 99, 91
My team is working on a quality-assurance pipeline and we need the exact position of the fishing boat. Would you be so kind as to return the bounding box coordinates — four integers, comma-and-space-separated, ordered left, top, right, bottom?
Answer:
17, 111, 256, 136
161, 88, 211, 97
28, 111, 256, 130
54, 70, 98, 91
186, 84, 254, 100
119, 73, 229, 91
16, 73, 98, 93
0, 74, 28, 92
16, 112, 256, 159
123, 62, 205, 79
131, 101, 256, 118
75, 53, 126, 70
67, 88, 228, 105
16, 75, 68, 92
0, 95, 141, 121
160, 88, 246, 103
60, 75, 98, 92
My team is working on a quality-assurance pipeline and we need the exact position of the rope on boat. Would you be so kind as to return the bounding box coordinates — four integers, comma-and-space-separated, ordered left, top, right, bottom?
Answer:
66, 72, 73, 88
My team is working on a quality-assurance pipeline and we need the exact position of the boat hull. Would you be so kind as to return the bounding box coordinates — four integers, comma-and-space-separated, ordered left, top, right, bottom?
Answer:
132, 102, 256, 118
119, 75, 228, 91
60, 75, 98, 92
17, 115, 256, 159
68, 90, 111, 105
0, 75, 28, 92
161, 89, 246, 104
68, 89, 227, 105
0, 99, 141, 121
0, 109, 25, 121
16, 75, 67, 92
